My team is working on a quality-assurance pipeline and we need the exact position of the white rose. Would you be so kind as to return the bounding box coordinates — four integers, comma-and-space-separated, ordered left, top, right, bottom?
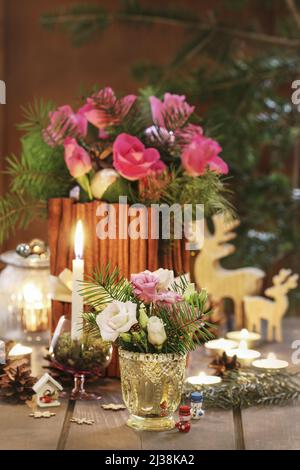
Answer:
152, 268, 174, 291
147, 316, 167, 347
96, 300, 137, 342
91, 169, 119, 200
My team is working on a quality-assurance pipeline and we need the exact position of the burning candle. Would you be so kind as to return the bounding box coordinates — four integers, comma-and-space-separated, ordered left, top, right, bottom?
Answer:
226, 340, 261, 367
187, 371, 222, 386
71, 220, 84, 341
8, 343, 32, 363
252, 352, 288, 370
226, 328, 261, 349
204, 338, 238, 357
21, 284, 49, 333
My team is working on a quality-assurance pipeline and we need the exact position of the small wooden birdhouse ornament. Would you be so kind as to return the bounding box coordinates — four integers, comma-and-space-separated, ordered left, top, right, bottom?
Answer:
33, 373, 63, 408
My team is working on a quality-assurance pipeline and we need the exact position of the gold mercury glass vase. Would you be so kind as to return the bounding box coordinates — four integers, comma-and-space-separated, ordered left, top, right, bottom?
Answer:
119, 349, 187, 431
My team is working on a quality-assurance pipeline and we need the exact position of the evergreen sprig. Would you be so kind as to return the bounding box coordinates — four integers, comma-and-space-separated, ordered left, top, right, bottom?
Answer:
185, 369, 300, 409
0, 192, 46, 245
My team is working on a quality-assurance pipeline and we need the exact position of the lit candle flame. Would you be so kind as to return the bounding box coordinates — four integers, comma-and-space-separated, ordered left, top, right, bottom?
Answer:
239, 340, 248, 351
240, 328, 249, 339
23, 283, 43, 303
267, 352, 276, 360
198, 371, 206, 377
74, 220, 84, 259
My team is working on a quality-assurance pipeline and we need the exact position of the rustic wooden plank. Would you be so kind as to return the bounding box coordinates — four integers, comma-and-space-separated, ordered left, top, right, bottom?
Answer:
241, 317, 300, 450
242, 404, 300, 450
140, 409, 235, 450
65, 379, 142, 450
0, 399, 68, 450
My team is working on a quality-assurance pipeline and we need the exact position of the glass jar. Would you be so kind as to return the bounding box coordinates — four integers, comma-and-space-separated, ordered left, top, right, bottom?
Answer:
119, 349, 187, 431
0, 250, 51, 343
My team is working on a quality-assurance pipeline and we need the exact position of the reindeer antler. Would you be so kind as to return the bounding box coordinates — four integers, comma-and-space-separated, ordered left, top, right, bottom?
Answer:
212, 213, 240, 244
273, 269, 299, 292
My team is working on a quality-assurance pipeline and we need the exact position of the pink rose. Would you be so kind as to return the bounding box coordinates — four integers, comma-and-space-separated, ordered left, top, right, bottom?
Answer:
157, 291, 182, 305
81, 87, 136, 129
113, 133, 162, 181
149, 93, 194, 130
43, 105, 88, 147
131, 271, 159, 304
64, 137, 92, 178
181, 135, 229, 176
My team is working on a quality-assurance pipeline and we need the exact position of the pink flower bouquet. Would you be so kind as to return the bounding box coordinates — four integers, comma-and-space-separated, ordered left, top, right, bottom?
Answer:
42, 87, 229, 208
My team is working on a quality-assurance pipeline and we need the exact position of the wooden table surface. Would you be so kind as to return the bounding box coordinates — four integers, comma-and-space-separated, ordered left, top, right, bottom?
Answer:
0, 318, 299, 451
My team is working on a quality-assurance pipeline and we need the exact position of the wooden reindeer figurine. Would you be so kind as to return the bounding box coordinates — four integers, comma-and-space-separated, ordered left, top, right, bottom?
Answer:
192, 213, 265, 328
244, 269, 298, 342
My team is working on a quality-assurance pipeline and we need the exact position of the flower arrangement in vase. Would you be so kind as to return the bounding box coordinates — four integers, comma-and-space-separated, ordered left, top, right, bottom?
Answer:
82, 266, 212, 431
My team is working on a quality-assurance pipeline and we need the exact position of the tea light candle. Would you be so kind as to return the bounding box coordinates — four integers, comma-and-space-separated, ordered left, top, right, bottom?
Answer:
8, 343, 32, 363
204, 338, 238, 357
71, 220, 84, 341
252, 352, 288, 370
187, 371, 222, 386
226, 340, 261, 367
0, 340, 5, 364
226, 328, 261, 349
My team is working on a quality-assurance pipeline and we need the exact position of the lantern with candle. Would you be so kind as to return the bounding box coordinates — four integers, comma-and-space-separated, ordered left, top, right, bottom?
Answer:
0, 243, 51, 343
50, 221, 112, 400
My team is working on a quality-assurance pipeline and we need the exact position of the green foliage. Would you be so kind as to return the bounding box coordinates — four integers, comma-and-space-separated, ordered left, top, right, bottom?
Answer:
0, 100, 73, 244
82, 265, 134, 312
185, 369, 300, 409
0, 192, 46, 245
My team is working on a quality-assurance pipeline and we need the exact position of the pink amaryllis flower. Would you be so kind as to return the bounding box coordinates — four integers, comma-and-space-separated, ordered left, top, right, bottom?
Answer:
64, 137, 92, 178
131, 271, 159, 304
43, 105, 88, 147
113, 133, 162, 181
181, 134, 229, 176
81, 87, 136, 130
149, 93, 194, 131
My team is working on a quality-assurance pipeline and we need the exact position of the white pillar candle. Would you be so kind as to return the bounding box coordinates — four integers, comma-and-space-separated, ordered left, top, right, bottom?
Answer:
186, 371, 222, 386
71, 220, 84, 341
252, 352, 288, 370
227, 340, 261, 367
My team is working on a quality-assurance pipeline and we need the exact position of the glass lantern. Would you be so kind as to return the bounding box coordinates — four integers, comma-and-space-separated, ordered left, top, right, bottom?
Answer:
0, 250, 51, 344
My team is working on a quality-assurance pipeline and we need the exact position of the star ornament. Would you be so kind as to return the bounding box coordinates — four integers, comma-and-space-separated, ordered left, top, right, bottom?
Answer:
101, 403, 126, 411
70, 417, 95, 425
29, 411, 56, 419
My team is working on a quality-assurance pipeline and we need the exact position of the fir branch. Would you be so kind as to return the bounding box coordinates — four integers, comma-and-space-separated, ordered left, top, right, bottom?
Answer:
41, 4, 300, 49
0, 193, 46, 245
185, 369, 300, 409
18, 99, 56, 134
82, 265, 134, 312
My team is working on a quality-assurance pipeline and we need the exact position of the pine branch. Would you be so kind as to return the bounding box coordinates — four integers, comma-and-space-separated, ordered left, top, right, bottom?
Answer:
41, 5, 300, 48
82, 265, 134, 312
18, 99, 56, 134
0, 192, 46, 245
185, 369, 300, 409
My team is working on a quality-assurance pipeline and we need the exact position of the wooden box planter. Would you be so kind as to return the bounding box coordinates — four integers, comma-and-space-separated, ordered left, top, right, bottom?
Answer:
48, 198, 191, 377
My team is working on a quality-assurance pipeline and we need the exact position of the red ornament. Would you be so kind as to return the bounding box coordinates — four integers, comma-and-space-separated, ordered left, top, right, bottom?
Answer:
175, 405, 191, 433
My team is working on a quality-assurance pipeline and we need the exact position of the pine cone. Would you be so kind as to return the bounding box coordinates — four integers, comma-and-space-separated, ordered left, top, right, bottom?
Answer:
209, 352, 241, 377
0, 359, 37, 403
